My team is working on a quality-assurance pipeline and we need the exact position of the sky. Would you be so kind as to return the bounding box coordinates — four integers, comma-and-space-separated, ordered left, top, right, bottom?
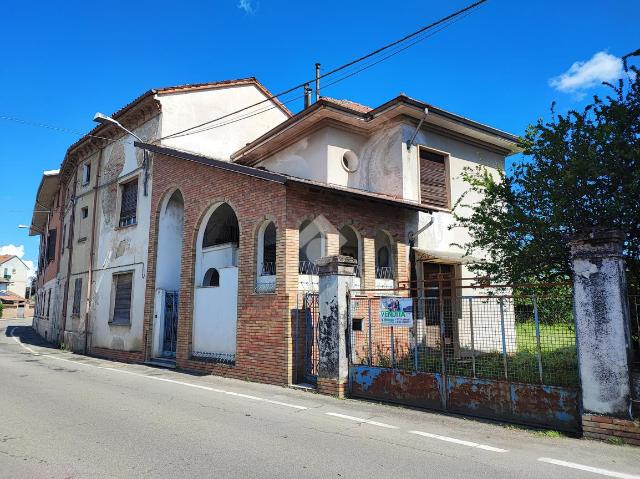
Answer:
1, 0, 638, 273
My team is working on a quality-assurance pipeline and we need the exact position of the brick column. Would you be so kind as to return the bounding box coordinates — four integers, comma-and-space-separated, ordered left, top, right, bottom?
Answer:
569, 228, 637, 443
316, 255, 356, 398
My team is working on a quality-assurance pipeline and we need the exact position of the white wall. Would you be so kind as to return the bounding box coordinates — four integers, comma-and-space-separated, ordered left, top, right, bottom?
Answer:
89, 117, 158, 353
159, 84, 290, 160
3, 257, 29, 297
155, 191, 184, 292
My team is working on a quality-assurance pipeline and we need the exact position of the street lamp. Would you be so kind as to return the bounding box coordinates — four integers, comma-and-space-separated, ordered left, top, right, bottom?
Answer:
93, 112, 149, 195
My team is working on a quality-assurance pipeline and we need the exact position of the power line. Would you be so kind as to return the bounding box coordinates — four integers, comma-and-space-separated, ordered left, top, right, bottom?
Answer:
0, 115, 120, 144
162, 4, 485, 140
159, 0, 488, 140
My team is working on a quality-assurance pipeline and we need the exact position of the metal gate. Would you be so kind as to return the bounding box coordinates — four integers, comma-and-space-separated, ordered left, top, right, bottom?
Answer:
348, 287, 581, 432
296, 292, 319, 384
163, 291, 179, 357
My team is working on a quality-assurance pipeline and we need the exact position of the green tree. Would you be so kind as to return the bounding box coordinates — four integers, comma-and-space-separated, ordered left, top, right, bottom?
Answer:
453, 63, 639, 290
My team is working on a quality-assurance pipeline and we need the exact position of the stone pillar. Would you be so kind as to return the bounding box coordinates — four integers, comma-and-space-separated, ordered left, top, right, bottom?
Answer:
570, 228, 632, 418
316, 255, 357, 398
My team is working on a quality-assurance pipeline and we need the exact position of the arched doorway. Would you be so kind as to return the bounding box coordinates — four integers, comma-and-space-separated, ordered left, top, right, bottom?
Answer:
153, 190, 184, 359
192, 202, 240, 363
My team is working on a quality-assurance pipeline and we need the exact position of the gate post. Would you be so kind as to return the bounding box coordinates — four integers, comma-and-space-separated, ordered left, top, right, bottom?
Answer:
316, 255, 357, 398
569, 228, 638, 441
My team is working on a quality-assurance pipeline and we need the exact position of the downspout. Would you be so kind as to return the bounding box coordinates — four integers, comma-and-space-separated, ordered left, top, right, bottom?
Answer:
59, 172, 78, 345
84, 148, 103, 355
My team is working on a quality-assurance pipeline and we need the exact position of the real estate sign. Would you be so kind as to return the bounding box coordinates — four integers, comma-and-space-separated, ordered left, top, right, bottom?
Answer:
379, 297, 413, 327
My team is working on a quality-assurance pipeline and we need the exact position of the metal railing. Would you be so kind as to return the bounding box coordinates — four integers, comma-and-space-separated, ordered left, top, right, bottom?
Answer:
260, 261, 276, 276
349, 293, 578, 388
298, 261, 319, 275
375, 266, 394, 280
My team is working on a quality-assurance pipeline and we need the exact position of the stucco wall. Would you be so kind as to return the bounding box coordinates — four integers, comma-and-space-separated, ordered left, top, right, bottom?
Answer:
159, 84, 290, 160
2, 256, 30, 297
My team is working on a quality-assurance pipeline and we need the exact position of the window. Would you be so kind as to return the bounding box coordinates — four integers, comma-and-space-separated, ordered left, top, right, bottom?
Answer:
261, 222, 276, 276
3, 267, 9, 280
119, 178, 138, 227
419, 148, 449, 209
111, 273, 133, 325
203, 203, 239, 248
46, 290, 51, 318
298, 220, 324, 274
72, 277, 82, 316
46, 229, 57, 263
374, 231, 394, 280
341, 150, 359, 172
81, 207, 89, 219
339, 225, 360, 276
82, 162, 91, 186
60, 225, 66, 256
203, 268, 220, 287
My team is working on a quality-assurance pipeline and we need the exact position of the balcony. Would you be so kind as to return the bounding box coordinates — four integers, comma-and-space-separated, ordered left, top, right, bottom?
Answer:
256, 261, 276, 294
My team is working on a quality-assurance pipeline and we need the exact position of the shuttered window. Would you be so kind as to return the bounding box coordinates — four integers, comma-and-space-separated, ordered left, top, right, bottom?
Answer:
72, 278, 82, 316
46, 229, 57, 263
112, 273, 133, 325
419, 148, 449, 209
119, 179, 138, 227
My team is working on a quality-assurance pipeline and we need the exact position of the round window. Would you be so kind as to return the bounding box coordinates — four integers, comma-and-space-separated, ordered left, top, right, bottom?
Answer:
341, 150, 359, 173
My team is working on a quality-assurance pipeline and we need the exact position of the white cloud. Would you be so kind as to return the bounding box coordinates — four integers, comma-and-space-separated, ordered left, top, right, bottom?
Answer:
549, 51, 624, 94
238, 0, 257, 14
0, 244, 26, 259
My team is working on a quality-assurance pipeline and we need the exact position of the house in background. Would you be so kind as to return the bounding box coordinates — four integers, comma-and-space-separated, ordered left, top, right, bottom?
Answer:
0, 254, 31, 297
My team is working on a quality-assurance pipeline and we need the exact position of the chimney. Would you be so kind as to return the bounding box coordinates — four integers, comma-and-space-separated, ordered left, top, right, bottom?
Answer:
304, 83, 312, 108
315, 63, 321, 102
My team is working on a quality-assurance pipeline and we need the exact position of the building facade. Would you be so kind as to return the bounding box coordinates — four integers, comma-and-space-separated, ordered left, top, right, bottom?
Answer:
29, 79, 518, 389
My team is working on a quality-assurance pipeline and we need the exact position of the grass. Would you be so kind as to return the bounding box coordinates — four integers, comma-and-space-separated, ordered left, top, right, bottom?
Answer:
354, 321, 579, 387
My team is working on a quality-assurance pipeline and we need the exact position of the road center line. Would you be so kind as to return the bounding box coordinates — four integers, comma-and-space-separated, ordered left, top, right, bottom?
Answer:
409, 430, 508, 453
537, 458, 640, 479
325, 412, 399, 429
8, 327, 307, 411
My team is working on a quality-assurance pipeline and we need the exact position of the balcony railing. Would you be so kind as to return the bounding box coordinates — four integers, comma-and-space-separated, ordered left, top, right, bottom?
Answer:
261, 261, 276, 276
375, 266, 394, 280
298, 261, 319, 275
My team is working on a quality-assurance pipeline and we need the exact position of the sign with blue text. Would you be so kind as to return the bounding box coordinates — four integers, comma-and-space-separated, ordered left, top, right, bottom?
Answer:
379, 297, 413, 327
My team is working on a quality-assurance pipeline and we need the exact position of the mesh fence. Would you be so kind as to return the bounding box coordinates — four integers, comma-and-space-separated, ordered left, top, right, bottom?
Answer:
349, 293, 578, 388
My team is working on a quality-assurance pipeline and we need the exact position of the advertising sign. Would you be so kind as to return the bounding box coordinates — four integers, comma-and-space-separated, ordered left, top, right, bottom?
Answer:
379, 297, 413, 327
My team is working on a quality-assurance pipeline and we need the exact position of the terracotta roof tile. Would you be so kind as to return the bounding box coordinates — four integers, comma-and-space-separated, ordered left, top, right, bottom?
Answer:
0, 255, 14, 264
321, 97, 372, 114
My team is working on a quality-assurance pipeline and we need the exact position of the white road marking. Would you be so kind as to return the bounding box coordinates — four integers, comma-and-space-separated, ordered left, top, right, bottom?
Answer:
7, 327, 307, 410
409, 430, 508, 453
538, 458, 640, 479
325, 412, 399, 429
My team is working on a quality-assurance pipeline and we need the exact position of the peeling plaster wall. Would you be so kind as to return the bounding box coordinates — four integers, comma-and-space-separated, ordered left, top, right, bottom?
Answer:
572, 253, 631, 416
159, 84, 290, 160
89, 117, 159, 353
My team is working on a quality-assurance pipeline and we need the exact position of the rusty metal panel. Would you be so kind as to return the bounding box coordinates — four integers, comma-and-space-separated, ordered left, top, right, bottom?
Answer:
446, 375, 580, 432
349, 366, 444, 410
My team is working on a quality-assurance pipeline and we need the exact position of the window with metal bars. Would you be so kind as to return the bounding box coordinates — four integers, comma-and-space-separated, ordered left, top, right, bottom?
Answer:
111, 272, 133, 325
72, 277, 82, 316
419, 148, 449, 209
46, 229, 57, 263
119, 179, 138, 227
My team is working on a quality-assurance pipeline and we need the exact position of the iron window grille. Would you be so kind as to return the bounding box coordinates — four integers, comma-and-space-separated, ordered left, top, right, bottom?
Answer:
119, 179, 138, 227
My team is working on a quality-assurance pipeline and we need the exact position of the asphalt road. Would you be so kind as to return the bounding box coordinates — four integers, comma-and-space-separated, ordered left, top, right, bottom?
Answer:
1, 319, 638, 479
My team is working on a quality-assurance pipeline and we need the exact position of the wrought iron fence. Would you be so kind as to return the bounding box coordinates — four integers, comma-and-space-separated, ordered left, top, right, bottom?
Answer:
349, 293, 578, 388
375, 266, 394, 280
299, 261, 319, 275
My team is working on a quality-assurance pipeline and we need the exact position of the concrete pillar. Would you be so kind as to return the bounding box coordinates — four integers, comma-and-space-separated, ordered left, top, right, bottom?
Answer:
570, 228, 632, 418
316, 255, 356, 397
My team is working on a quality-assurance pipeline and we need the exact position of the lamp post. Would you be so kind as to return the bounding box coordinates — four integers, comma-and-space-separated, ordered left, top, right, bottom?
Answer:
93, 112, 150, 196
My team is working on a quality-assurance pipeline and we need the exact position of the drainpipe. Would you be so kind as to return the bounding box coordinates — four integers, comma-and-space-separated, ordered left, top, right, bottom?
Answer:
83, 148, 103, 355
59, 171, 78, 345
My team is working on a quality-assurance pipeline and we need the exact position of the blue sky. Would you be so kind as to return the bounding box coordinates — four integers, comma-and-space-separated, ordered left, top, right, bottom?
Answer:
1, 0, 638, 271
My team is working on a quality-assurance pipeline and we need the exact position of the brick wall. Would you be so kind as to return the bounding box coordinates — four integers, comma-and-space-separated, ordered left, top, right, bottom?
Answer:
582, 415, 640, 446
135, 152, 411, 388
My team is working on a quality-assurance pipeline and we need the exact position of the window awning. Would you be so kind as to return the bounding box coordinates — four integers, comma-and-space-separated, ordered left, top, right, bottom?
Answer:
413, 247, 481, 264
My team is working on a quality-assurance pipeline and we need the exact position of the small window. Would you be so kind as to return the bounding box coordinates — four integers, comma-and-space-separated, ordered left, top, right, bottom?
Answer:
46, 290, 52, 318
60, 225, 66, 256
352, 318, 363, 331
419, 147, 449, 209
119, 178, 138, 227
46, 229, 57, 263
341, 150, 359, 172
82, 163, 91, 185
72, 277, 82, 316
81, 207, 89, 219
203, 268, 220, 287
112, 273, 133, 325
